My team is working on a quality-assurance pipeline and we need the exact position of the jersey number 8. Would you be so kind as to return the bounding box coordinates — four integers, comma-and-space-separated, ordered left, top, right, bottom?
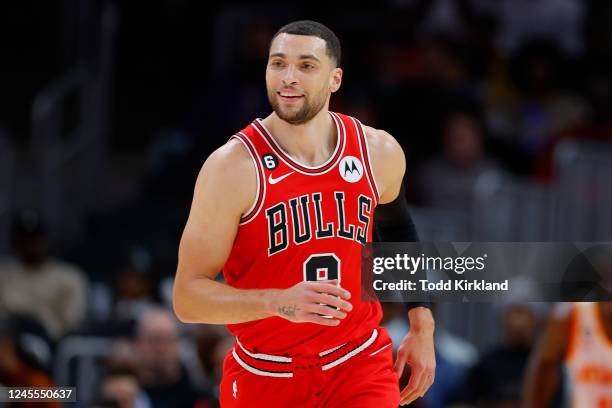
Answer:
303, 253, 341, 282
303, 253, 342, 318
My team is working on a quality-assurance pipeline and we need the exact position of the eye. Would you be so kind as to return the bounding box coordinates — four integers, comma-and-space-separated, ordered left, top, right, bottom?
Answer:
269, 60, 284, 68
302, 63, 315, 70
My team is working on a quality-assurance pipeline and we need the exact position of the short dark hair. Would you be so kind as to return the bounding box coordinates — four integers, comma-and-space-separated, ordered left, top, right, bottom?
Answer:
11, 209, 45, 240
271, 20, 341, 67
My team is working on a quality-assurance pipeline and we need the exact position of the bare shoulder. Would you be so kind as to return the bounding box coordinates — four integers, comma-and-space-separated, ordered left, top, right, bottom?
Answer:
363, 126, 404, 160
363, 125, 406, 203
194, 138, 257, 219
202, 138, 254, 178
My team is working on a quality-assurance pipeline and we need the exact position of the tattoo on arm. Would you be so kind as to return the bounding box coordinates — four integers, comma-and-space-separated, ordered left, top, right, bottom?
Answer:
278, 305, 298, 318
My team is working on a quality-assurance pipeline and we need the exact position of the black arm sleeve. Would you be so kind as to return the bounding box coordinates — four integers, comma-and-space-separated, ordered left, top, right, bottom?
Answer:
373, 183, 431, 311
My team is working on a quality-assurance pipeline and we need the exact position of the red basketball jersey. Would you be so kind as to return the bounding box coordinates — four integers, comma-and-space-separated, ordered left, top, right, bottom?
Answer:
223, 111, 381, 356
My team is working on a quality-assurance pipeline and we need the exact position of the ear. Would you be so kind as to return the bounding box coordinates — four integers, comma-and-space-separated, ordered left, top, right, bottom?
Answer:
329, 67, 343, 93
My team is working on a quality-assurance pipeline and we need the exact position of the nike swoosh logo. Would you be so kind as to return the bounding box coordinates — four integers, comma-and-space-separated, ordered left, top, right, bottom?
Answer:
268, 171, 295, 184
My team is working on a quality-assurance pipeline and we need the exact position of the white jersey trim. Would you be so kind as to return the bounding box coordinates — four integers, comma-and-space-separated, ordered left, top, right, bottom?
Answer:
351, 117, 381, 205
235, 337, 293, 363
256, 112, 341, 170
231, 329, 378, 377
322, 328, 378, 371
368, 343, 391, 357
252, 113, 346, 176
232, 133, 266, 226
319, 342, 347, 357
232, 349, 294, 378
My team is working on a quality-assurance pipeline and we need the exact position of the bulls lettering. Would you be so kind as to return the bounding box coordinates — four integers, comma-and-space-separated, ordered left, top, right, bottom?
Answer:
356, 194, 371, 245
313, 192, 334, 239
266, 203, 288, 256
265, 192, 373, 255
335, 192, 355, 240
289, 195, 311, 245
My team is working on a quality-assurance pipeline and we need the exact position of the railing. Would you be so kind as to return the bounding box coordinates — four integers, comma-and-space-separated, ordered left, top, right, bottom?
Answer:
54, 336, 114, 404
413, 148, 612, 348
53, 335, 207, 406
554, 139, 612, 241
410, 206, 471, 241
473, 170, 556, 241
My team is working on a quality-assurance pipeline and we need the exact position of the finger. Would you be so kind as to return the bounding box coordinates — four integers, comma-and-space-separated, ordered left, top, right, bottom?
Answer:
303, 313, 341, 326
306, 281, 351, 299
422, 370, 435, 393
400, 365, 425, 405
304, 304, 347, 320
307, 280, 349, 298
310, 293, 353, 312
401, 382, 426, 406
314, 279, 338, 286
400, 383, 422, 406
413, 369, 432, 400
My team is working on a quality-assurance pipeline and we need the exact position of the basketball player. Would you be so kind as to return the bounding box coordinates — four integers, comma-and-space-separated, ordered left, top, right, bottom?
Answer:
522, 302, 612, 407
173, 20, 435, 407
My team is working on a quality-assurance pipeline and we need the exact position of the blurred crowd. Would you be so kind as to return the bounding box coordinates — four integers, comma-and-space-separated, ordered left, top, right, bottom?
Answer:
0, 213, 553, 408
1, 0, 612, 407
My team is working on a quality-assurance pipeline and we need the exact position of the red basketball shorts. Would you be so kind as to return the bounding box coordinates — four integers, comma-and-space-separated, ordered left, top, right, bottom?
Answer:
219, 326, 400, 407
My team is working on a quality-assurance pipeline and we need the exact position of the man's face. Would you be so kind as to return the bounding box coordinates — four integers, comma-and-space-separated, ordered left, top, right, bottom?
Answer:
502, 307, 536, 348
138, 314, 180, 370
444, 114, 482, 166
101, 375, 139, 408
266, 33, 342, 125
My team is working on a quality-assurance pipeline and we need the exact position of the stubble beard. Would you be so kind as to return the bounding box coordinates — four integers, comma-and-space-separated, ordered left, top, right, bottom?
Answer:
267, 87, 328, 125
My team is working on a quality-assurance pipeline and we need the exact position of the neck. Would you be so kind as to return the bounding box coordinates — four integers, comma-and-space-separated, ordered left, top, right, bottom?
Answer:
262, 108, 336, 167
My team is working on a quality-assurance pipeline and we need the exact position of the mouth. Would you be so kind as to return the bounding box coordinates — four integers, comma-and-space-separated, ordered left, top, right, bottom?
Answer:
277, 91, 304, 103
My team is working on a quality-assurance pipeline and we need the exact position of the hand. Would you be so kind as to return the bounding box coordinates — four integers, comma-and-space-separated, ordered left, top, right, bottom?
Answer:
269, 280, 352, 326
395, 311, 436, 406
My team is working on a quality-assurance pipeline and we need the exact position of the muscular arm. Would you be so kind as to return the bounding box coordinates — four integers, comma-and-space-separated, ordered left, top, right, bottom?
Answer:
374, 182, 431, 312
173, 139, 274, 324
522, 305, 571, 408
366, 126, 432, 314
173, 139, 351, 325
366, 126, 435, 405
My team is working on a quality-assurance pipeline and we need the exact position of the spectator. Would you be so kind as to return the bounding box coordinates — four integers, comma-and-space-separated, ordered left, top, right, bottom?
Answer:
509, 41, 587, 158
98, 368, 152, 408
196, 326, 233, 398
0, 210, 88, 341
451, 303, 539, 407
114, 247, 158, 326
492, 0, 585, 57
0, 318, 60, 408
105, 338, 142, 381
135, 308, 207, 408
552, 54, 612, 144
421, 305, 479, 408
419, 110, 500, 213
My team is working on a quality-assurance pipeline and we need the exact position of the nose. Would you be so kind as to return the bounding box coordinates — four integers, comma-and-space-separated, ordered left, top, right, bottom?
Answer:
281, 64, 298, 86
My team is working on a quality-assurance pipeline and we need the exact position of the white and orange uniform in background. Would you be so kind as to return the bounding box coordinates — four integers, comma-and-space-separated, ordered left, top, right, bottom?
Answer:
565, 302, 612, 408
